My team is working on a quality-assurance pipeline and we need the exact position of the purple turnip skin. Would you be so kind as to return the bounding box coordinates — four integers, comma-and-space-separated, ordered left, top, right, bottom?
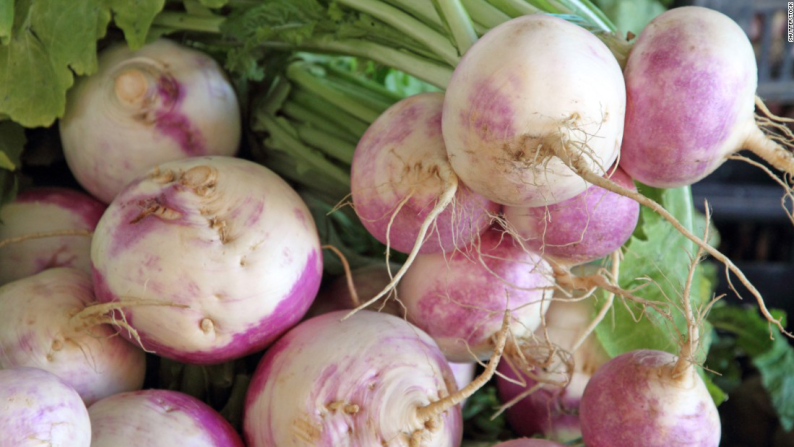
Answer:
442, 15, 625, 207
0, 367, 91, 446
89, 389, 243, 447
620, 7, 763, 187
503, 167, 639, 266
399, 229, 554, 362
0, 188, 105, 285
493, 439, 565, 447
244, 310, 462, 447
91, 156, 323, 364
579, 350, 721, 447
0, 268, 145, 405
497, 300, 609, 442
352, 92, 499, 255
60, 39, 241, 203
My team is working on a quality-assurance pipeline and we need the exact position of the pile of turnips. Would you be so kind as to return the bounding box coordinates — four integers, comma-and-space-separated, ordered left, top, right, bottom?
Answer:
1, 4, 793, 447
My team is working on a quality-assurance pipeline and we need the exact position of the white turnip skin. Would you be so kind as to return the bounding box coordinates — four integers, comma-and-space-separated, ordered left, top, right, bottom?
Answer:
91, 156, 322, 364
442, 15, 625, 207
579, 350, 720, 447
89, 389, 243, 447
352, 92, 499, 254
0, 367, 91, 447
0, 188, 105, 285
621, 6, 793, 187
493, 440, 565, 447
497, 300, 609, 442
503, 167, 639, 266
0, 268, 145, 405
60, 39, 241, 203
399, 229, 554, 362
244, 310, 462, 447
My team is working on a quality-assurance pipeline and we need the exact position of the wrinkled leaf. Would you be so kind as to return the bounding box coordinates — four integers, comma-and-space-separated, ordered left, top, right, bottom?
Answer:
0, 0, 12, 44
107, 0, 166, 50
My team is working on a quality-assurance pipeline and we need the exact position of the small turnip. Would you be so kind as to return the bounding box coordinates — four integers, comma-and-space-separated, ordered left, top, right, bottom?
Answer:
0, 367, 91, 446
91, 156, 322, 364
60, 39, 241, 203
0, 268, 145, 405
0, 187, 104, 285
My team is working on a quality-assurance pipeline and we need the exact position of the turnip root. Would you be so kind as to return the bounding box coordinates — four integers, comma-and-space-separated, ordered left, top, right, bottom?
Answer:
497, 299, 609, 442
0, 188, 104, 285
60, 39, 241, 203
0, 367, 91, 446
91, 156, 323, 364
621, 6, 794, 187
306, 263, 403, 319
398, 229, 553, 362
244, 310, 510, 447
442, 15, 625, 207
0, 268, 145, 405
89, 389, 243, 446
503, 167, 639, 266
352, 92, 498, 255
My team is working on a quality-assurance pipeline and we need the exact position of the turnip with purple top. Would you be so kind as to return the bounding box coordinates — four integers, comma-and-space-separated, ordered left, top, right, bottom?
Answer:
0, 367, 91, 446
0, 187, 104, 285
0, 268, 145, 405
60, 39, 241, 203
89, 389, 243, 446
90, 156, 322, 364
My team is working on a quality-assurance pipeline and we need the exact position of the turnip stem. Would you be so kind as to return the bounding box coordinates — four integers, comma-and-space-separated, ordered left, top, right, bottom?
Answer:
461, 0, 511, 29
557, 144, 792, 338
0, 229, 93, 249
415, 310, 511, 423
433, 0, 479, 55
343, 166, 459, 320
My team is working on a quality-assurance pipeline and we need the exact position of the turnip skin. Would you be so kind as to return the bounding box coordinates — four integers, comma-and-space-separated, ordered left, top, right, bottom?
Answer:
493, 440, 565, 447
243, 310, 462, 447
620, 7, 761, 187
579, 350, 720, 447
91, 156, 322, 364
352, 92, 498, 255
306, 263, 403, 319
0, 188, 105, 285
399, 229, 553, 362
89, 390, 243, 447
442, 15, 625, 207
0, 268, 145, 405
0, 367, 91, 447
60, 39, 241, 203
503, 167, 639, 266
497, 300, 609, 442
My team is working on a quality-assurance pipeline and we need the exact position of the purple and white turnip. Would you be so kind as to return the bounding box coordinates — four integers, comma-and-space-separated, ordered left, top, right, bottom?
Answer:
0, 187, 104, 285
0, 367, 91, 446
0, 268, 145, 405
60, 39, 241, 203
91, 156, 323, 364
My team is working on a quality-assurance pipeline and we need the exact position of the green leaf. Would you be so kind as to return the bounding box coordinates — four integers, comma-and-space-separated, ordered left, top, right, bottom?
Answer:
0, 0, 12, 44
709, 305, 794, 431
198, 0, 228, 7
595, 185, 711, 358
107, 0, 166, 50
0, 121, 25, 207
0, 0, 164, 127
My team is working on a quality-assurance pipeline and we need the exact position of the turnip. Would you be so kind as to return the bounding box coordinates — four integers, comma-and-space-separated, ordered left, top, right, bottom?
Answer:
244, 309, 510, 447
89, 389, 243, 446
352, 92, 498, 255
620, 6, 794, 188
91, 156, 323, 364
306, 263, 404, 319
579, 237, 720, 447
0, 268, 145, 405
503, 166, 639, 267
0, 367, 91, 446
442, 14, 625, 207
0, 188, 104, 285
60, 39, 241, 203
497, 299, 609, 442
398, 229, 554, 362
